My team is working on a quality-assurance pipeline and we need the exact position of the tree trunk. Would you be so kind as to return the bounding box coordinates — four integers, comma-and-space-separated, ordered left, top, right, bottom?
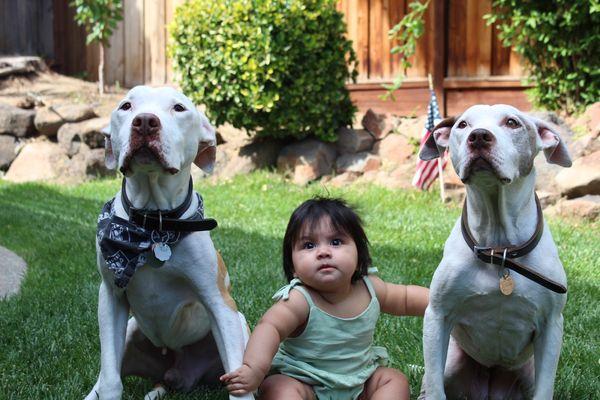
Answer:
98, 43, 105, 96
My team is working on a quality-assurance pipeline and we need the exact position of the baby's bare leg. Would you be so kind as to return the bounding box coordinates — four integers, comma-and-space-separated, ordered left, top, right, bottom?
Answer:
259, 374, 316, 400
360, 367, 409, 400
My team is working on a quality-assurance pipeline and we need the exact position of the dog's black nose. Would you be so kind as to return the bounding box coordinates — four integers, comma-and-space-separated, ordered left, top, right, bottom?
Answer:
468, 128, 495, 149
132, 113, 161, 136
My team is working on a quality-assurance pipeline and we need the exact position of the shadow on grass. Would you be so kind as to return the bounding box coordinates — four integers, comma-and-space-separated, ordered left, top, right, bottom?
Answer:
0, 182, 597, 399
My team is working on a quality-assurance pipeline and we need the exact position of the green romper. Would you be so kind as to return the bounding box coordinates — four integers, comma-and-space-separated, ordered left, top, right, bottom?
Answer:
269, 274, 389, 400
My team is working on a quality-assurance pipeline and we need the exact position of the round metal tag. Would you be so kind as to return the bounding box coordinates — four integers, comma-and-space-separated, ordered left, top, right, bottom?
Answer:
500, 275, 515, 296
153, 242, 172, 262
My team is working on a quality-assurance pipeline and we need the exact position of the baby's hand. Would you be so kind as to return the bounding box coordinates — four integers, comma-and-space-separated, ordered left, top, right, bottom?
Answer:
220, 363, 264, 396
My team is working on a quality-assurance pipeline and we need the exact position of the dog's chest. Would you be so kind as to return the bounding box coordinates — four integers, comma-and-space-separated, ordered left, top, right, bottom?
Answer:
445, 264, 547, 366
124, 260, 212, 349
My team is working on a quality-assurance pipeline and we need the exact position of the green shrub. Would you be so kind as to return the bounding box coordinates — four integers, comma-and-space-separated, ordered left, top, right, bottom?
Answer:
169, 0, 358, 141
486, 1, 600, 114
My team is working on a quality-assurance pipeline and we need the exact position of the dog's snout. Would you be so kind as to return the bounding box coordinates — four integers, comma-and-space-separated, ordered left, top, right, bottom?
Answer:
468, 128, 495, 149
132, 113, 161, 136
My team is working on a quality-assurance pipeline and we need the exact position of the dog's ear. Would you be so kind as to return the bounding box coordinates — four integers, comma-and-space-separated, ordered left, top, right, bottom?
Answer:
419, 116, 455, 160
530, 117, 572, 167
102, 126, 117, 170
194, 112, 217, 173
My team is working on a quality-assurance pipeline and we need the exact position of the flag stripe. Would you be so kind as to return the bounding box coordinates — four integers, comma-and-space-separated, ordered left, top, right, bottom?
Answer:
412, 89, 447, 190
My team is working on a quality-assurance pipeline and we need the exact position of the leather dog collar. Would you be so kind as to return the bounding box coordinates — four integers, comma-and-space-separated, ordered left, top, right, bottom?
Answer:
120, 178, 217, 232
461, 194, 567, 294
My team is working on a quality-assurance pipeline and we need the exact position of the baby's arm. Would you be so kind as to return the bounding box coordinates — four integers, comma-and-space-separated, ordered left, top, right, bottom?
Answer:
220, 289, 309, 396
370, 275, 429, 316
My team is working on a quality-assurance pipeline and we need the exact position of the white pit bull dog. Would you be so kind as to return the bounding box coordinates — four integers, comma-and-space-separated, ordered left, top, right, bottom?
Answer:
85, 86, 253, 400
418, 104, 571, 399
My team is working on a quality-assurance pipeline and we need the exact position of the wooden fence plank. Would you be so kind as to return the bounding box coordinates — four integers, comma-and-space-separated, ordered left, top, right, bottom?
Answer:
124, 0, 145, 87
407, 0, 432, 78
388, 0, 404, 78
356, 0, 370, 80
144, 0, 166, 85
369, 0, 384, 78
447, 0, 466, 77
105, 17, 125, 87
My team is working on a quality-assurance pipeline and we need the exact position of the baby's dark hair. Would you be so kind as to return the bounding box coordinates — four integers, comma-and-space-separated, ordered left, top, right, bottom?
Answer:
282, 197, 372, 283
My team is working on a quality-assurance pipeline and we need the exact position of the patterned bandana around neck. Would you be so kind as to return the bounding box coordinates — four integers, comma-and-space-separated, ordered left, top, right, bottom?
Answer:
96, 184, 208, 289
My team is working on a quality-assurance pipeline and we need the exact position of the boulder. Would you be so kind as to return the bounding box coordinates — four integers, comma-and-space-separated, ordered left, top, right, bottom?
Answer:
361, 109, 394, 139
0, 135, 18, 170
544, 195, 600, 221
396, 116, 427, 142
373, 133, 414, 167
336, 152, 380, 174
4, 139, 68, 183
277, 139, 336, 185
83, 147, 114, 178
0, 245, 27, 300
328, 171, 361, 187
555, 151, 600, 198
203, 139, 283, 181
335, 128, 374, 154
57, 116, 109, 156
34, 104, 96, 137
0, 103, 36, 137
573, 102, 600, 138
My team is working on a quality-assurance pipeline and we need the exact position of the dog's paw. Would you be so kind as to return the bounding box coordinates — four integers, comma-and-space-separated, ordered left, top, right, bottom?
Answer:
144, 385, 167, 400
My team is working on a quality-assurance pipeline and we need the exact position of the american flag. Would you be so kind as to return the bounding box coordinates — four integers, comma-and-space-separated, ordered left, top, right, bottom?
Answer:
412, 89, 448, 190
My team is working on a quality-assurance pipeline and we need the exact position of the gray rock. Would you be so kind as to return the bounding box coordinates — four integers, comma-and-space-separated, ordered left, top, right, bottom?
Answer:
335, 128, 374, 154
277, 139, 337, 185
0, 135, 18, 169
4, 140, 69, 183
57, 116, 109, 156
0, 103, 36, 137
555, 150, 600, 198
361, 109, 392, 139
0, 245, 27, 300
544, 195, 600, 221
34, 104, 97, 137
336, 151, 379, 174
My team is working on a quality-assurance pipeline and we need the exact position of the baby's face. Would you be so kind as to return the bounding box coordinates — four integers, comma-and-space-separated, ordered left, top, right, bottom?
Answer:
291, 216, 358, 291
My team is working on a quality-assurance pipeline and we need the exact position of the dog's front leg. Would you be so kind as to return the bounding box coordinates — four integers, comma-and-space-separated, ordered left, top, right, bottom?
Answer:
87, 281, 130, 400
532, 313, 564, 400
422, 305, 452, 400
187, 271, 253, 399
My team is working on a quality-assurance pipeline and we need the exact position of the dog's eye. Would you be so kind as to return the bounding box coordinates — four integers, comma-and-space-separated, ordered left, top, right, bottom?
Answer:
506, 118, 520, 128
173, 104, 186, 112
458, 120, 467, 129
119, 102, 131, 111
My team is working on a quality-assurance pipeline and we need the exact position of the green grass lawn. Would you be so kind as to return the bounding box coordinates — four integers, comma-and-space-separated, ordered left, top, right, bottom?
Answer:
0, 171, 598, 399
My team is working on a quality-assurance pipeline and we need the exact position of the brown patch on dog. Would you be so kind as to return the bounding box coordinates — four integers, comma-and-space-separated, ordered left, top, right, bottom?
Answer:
216, 252, 238, 311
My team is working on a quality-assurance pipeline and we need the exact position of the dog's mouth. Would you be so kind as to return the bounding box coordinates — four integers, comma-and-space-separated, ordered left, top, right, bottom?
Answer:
121, 144, 179, 175
132, 146, 158, 164
463, 157, 511, 184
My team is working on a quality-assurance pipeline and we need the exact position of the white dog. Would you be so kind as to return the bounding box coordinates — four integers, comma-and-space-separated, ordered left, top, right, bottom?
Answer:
418, 104, 571, 399
85, 86, 253, 400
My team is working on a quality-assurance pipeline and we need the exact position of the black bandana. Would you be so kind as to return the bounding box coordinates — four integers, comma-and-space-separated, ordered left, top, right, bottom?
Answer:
96, 190, 211, 288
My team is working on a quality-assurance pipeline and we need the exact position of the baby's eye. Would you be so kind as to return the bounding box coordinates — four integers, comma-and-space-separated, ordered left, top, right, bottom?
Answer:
331, 238, 342, 246
302, 242, 315, 250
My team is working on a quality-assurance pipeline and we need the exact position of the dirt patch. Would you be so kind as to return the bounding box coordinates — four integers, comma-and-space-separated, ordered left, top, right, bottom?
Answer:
0, 70, 126, 116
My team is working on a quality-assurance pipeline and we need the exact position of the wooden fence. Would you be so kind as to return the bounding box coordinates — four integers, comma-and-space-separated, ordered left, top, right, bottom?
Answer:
29, 0, 532, 116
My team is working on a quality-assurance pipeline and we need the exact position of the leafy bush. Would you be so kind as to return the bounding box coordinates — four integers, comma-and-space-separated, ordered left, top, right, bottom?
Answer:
486, 1, 600, 113
169, 0, 358, 141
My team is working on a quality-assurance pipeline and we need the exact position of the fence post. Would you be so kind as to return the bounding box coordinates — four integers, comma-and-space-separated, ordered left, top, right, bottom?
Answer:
430, 0, 446, 116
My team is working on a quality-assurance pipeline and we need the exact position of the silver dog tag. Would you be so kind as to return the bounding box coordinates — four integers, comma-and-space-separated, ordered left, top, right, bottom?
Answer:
153, 242, 172, 261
